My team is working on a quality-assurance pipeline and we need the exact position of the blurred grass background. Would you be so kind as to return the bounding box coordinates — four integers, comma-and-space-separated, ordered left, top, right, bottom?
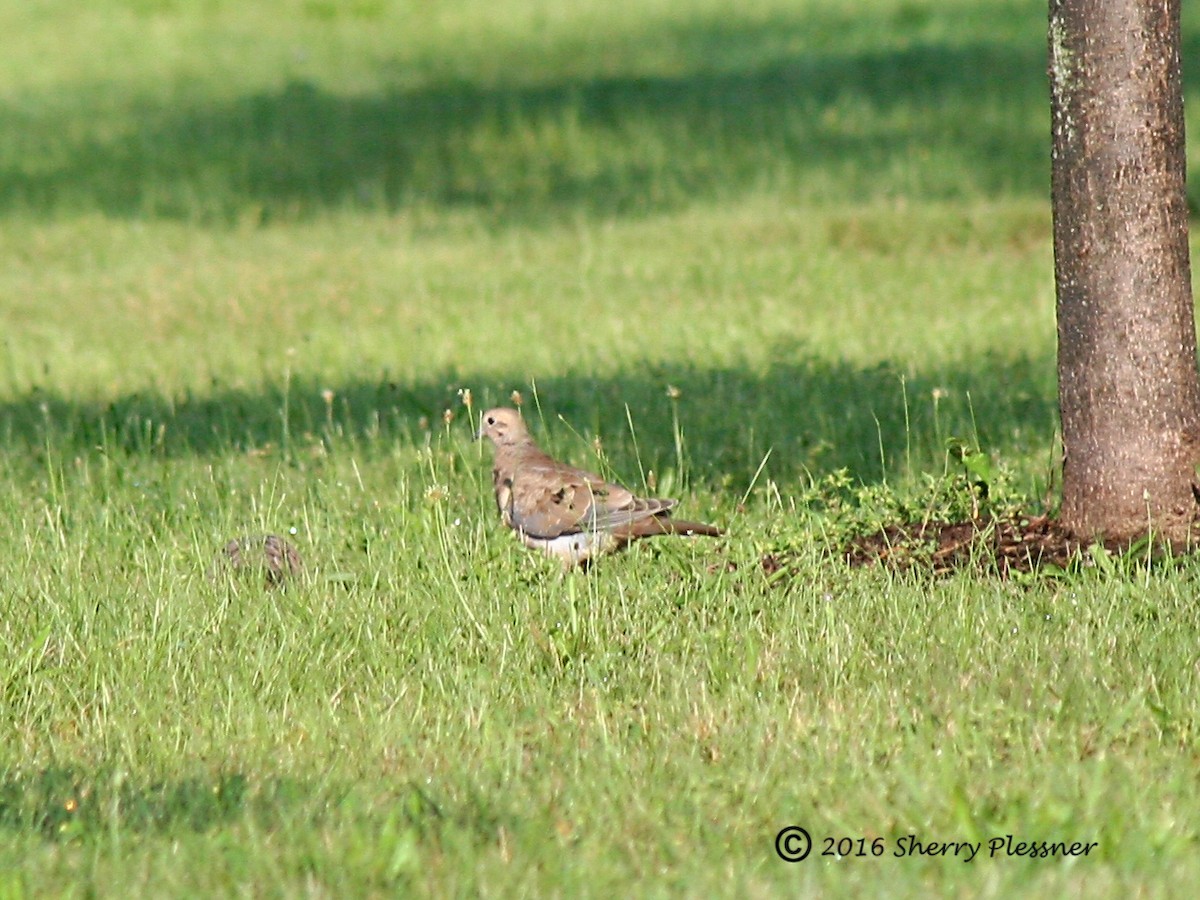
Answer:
0, 0, 1070, 488
0, 0, 1049, 221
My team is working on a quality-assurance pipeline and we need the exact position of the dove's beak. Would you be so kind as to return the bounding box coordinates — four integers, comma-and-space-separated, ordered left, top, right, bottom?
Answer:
473, 422, 484, 441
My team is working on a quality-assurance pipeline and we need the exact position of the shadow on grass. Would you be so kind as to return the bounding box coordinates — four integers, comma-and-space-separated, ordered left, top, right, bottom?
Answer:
0, 353, 1058, 488
0, 766, 464, 843
0, 768, 251, 839
0, 6, 1054, 222
8, 4, 1200, 223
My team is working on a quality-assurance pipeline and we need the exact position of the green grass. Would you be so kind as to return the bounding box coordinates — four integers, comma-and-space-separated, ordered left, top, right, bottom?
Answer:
2, 0, 1200, 895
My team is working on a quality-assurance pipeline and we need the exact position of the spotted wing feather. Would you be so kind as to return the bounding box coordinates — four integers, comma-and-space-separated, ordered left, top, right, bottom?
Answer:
505, 456, 676, 539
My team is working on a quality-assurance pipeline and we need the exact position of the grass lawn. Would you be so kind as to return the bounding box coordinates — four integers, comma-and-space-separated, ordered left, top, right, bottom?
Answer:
2, 0, 1199, 895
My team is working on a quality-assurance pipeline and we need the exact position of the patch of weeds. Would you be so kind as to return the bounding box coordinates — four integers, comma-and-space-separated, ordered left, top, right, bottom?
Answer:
759, 438, 1066, 579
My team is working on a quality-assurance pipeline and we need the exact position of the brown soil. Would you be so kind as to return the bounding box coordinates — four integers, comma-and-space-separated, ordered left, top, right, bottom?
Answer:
841, 514, 1085, 576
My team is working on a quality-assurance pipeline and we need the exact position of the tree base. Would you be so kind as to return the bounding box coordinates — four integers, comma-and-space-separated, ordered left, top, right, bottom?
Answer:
839, 514, 1194, 577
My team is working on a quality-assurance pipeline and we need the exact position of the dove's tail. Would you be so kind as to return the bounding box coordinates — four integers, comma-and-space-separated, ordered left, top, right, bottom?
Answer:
628, 516, 723, 539
666, 519, 724, 538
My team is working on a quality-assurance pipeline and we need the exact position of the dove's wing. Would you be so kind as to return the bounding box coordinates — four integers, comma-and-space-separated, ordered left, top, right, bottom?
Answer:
506, 457, 676, 539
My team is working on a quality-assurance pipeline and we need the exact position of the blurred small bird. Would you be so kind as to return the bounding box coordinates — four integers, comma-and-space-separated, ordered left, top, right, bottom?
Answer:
209, 533, 302, 588
476, 407, 722, 567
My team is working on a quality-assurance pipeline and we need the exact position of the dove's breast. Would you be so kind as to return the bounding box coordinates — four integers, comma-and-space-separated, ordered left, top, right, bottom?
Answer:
493, 470, 514, 526
519, 530, 618, 565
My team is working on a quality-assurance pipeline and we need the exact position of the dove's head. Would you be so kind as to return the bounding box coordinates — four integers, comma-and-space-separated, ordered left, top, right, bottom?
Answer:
477, 407, 531, 448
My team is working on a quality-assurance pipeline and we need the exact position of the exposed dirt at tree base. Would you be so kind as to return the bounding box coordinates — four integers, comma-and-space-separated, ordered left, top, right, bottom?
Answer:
841, 514, 1087, 576
757, 515, 1102, 580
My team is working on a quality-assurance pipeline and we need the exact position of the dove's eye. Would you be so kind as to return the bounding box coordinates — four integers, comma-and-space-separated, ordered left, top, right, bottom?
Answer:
486, 416, 495, 426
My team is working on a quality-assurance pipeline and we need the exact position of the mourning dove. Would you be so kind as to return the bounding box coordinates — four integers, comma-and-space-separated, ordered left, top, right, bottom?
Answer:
476, 407, 723, 567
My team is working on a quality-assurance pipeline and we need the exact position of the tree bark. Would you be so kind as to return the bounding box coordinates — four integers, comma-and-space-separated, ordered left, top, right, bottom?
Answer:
1049, 0, 1200, 544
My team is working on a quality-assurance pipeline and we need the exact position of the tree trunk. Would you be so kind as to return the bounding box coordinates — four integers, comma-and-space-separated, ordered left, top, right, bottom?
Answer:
1049, 0, 1200, 544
